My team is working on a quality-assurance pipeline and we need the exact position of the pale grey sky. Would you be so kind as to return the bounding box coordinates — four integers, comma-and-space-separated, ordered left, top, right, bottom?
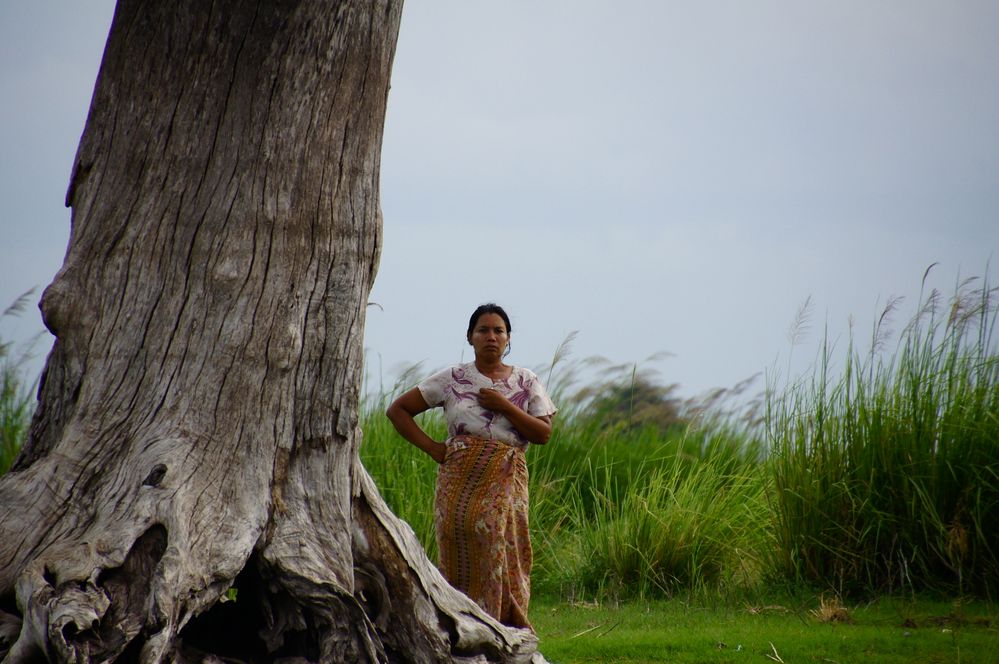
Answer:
2, 1, 997, 401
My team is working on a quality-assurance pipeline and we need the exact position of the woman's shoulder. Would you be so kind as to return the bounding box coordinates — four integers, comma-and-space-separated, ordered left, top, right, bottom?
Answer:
426, 362, 477, 383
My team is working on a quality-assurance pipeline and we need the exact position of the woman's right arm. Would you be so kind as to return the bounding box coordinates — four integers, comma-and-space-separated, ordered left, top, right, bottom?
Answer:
385, 387, 446, 464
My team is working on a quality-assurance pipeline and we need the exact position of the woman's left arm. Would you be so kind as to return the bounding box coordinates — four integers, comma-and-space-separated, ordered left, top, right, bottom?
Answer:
477, 388, 553, 444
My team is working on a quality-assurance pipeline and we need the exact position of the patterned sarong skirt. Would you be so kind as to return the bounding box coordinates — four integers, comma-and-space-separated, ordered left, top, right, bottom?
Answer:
434, 436, 532, 629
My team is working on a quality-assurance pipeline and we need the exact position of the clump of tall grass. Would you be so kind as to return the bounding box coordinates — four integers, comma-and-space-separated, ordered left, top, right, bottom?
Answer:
1, 291, 40, 475
767, 272, 999, 597
545, 444, 768, 600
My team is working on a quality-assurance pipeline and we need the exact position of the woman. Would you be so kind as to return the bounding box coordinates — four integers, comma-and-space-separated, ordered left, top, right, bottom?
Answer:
385, 303, 556, 630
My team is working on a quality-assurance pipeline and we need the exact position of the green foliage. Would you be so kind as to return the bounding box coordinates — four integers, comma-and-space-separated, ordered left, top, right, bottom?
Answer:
767, 273, 999, 597
551, 450, 768, 600
1, 291, 40, 475
582, 371, 685, 435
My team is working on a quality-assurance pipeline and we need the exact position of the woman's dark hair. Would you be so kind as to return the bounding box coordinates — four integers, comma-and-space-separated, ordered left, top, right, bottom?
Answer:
466, 303, 512, 339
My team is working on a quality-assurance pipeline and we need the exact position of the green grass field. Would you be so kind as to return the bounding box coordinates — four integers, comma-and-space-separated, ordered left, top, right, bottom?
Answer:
532, 595, 998, 663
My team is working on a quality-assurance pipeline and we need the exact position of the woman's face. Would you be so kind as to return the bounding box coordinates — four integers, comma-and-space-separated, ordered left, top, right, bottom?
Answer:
468, 313, 509, 361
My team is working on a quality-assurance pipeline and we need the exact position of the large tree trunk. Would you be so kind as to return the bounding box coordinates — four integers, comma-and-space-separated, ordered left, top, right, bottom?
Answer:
0, 2, 540, 662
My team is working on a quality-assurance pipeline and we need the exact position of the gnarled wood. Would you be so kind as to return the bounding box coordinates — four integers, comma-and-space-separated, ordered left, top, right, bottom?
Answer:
0, 2, 543, 662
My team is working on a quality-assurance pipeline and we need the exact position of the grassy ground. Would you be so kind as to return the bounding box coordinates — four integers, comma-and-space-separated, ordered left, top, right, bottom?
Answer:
532, 595, 999, 663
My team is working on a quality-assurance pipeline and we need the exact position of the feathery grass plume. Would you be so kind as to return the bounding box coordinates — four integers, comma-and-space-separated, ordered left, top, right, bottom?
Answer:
543, 329, 578, 387
1, 290, 36, 319
780, 295, 814, 393
685, 370, 763, 425
766, 270, 999, 597
870, 295, 903, 357
787, 295, 813, 348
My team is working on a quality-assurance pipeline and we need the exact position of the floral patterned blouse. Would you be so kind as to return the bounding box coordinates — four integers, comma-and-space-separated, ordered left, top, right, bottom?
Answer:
418, 363, 557, 447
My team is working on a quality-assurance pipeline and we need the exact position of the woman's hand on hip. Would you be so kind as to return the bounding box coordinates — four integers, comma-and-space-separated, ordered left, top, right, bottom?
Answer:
386, 387, 447, 463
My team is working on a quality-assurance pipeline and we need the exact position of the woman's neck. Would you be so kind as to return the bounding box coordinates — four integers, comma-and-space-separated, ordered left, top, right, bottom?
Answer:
474, 358, 510, 379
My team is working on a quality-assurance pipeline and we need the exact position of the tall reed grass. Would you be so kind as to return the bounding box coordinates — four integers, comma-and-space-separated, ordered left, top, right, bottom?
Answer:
0, 291, 40, 475
767, 272, 999, 597
544, 445, 768, 599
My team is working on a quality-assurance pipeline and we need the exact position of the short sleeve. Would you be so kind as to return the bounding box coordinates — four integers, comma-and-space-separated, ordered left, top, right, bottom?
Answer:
417, 367, 451, 408
526, 370, 557, 418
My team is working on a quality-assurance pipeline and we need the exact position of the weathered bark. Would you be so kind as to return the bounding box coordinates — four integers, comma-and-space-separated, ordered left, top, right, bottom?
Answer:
0, 2, 540, 662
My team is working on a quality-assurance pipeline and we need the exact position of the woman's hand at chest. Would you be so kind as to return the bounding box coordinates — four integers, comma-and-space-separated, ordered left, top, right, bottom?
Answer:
477, 388, 552, 445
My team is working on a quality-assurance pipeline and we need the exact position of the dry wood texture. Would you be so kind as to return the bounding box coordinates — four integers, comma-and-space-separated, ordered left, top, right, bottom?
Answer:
0, 2, 541, 662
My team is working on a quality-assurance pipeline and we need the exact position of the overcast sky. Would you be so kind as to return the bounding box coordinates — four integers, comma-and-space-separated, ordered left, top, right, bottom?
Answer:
2, 1, 997, 402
